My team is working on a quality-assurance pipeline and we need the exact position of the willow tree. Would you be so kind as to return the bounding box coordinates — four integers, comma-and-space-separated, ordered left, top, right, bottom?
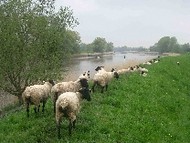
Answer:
0, 0, 79, 104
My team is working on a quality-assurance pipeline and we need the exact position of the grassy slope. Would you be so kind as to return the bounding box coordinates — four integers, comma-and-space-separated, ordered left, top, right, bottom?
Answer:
0, 54, 190, 143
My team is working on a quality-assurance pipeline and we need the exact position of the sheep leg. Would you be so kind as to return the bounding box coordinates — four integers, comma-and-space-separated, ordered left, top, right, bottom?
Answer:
73, 119, 76, 129
38, 105, 40, 112
54, 92, 59, 113
57, 121, 61, 139
26, 102, 29, 117
92, 81, 97, 92
101, 86, 105, 93
34, 107, 37, 113
105, 84, 108, 91
42, 101, 46, 113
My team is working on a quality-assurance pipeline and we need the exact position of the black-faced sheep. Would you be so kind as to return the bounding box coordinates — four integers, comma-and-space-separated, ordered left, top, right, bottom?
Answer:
22, 80, 55, 117
140, 71, 148, 77
92, 68, 119, 93
51, 78, 89, 113
56, 87, 91, 139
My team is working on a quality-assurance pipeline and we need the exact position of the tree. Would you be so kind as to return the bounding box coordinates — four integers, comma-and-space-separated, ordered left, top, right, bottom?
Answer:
106, 42, 114, 52
0, 0, 79, 104
150, 36, 181, 54
157, 36, 170, 53
91, 37, 107, 53
63, 30, 81, 54
181, 43, 190, 53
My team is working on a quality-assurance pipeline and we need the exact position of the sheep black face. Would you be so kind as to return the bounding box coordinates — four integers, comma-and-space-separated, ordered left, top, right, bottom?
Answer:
48, 80, 55, 86
79, 78, 89, 88
79, 88, 91, 101
130, 67, 134, 71
114, 72, 119, 79
95, 66, 104, 71
111, 68, 116, 72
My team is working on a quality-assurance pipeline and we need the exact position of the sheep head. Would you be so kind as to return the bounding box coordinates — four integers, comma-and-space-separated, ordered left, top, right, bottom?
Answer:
79, 78, 89, 88
79, 88, 91, 101
95, 66, 104, 71
48, 80, 55, 86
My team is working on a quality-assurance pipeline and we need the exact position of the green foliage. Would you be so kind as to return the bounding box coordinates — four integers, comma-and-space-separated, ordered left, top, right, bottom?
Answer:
114, 46, 147, 52
79, 38, 113, 54
181, 43, 190, 53
91, 37, 113, 53
79, 43, 93, 53
150, 36, 190, 54
0, 54, 190, 142
91, 37, 107, 53
0, 0, 79, 102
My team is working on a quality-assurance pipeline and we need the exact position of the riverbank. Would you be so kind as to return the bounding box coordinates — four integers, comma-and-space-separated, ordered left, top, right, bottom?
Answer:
0, 52, 178, 112
0, 53, 190, 142
73, 52, 114, 60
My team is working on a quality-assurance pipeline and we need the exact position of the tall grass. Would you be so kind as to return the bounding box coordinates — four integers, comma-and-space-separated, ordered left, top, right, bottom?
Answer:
0, 54, 190, 143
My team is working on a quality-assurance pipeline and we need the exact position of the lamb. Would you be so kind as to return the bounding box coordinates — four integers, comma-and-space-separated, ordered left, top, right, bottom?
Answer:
56, 87, 91, 139
22, 80, 55, 117
51, 78, 89, 113
92, 68, 119, 93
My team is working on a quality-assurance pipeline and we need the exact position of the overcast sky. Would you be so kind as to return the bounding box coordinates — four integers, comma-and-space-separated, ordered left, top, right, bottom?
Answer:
55, 0, 190, 48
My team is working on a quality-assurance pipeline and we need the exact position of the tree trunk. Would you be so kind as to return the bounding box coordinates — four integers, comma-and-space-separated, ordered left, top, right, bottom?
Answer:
17, 94, 23, 105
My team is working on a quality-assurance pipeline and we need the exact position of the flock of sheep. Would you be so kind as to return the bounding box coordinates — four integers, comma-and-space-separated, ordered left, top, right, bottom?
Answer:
22, 57, 160, 139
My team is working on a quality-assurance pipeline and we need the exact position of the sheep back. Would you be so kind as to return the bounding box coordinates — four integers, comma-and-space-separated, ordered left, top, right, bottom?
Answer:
51, 81, 80, 94
22, 82, 52, 105
56, 92, 80, 122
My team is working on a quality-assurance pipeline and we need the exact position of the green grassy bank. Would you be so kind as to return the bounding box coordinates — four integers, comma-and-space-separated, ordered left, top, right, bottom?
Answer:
0, 54, 190, 143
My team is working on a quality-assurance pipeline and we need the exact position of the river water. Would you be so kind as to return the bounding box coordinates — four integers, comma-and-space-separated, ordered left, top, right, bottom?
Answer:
62, 52, 158, 81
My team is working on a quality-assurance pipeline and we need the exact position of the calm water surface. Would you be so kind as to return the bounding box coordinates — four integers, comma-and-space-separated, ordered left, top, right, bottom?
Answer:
62, 52, 158, 81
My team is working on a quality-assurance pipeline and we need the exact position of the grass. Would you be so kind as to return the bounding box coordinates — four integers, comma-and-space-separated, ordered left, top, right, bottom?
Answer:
1, 53, 190, 143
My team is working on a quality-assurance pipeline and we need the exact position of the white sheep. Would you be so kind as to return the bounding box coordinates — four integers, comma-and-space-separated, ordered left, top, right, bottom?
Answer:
117, 66, 137, 75
143, 61, 152, 65
56, 87, 91, 139
138, 66, 148, 73
92, 68, 119, 93
51, 78, 89, 113
22, 80, 55, 117
140, 71, 148, 77
117, 68, 130, 75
